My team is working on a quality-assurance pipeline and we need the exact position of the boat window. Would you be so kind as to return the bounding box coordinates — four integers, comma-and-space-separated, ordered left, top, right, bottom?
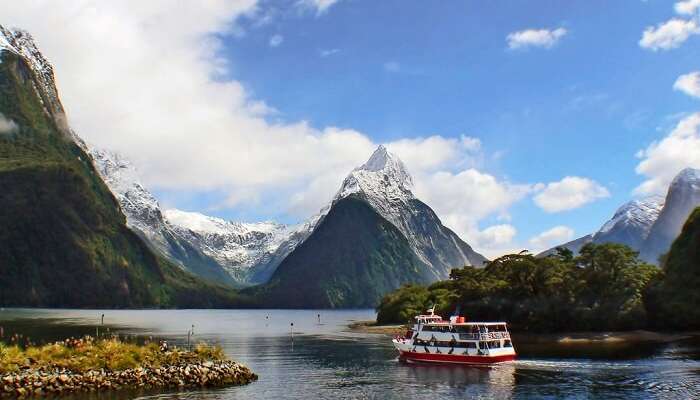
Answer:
504, 340, 512, 347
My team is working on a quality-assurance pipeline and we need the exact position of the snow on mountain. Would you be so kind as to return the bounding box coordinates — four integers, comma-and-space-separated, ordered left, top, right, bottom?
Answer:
88, 147, 306, 285
162, 209, 307, 282
0, 26, 60, 114
541, 168, 700, 264
334, 145, 487, 279
598, 196, 664, 236
539, 196, 664, 258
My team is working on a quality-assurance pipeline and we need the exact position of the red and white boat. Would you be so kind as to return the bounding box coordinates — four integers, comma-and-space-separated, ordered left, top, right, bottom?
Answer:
392, 308, 516, 365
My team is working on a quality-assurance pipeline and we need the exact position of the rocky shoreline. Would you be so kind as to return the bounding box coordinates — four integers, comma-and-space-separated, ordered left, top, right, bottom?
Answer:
1, 359, 257, 398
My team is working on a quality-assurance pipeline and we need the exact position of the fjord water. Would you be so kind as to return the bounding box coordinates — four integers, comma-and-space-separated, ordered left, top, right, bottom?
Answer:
1, 309, 699, 399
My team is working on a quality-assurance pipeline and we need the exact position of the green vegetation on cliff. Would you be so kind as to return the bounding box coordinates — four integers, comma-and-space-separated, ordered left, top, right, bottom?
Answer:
0, 48, 239, 308
377, 243, 660, 331
645, 207, 700, 330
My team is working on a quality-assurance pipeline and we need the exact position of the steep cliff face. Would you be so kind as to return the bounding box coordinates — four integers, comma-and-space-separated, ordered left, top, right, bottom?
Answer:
641, 168, 700, 264
0, 26, 238, 307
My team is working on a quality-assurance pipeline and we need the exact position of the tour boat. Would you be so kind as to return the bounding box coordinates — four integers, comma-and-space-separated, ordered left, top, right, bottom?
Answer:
392, 308, 516, 365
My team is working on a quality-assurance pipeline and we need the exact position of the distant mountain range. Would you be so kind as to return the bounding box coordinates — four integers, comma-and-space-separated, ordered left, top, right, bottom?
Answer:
541, 168, 700, 264
90, 144, 488, 306
3, 24, 698, 310
0, 25, 487, 308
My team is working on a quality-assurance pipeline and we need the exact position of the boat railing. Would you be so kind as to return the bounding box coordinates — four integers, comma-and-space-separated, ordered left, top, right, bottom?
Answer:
458, 332, 510, 340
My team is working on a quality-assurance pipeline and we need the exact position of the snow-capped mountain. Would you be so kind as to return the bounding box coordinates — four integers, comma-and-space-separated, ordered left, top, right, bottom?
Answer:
595, 196, 665, 248
163, 209, 310, 283
334, 145, 488, 278
542, 168, 700, 265
88, 148, 308, 286
253, 145, 489, 308
539, 196, 664, 258
0, 26, 67, 134
640, 168, 700, 264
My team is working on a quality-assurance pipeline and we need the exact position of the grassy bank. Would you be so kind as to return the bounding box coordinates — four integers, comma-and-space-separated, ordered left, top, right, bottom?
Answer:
0, 336, 257, 397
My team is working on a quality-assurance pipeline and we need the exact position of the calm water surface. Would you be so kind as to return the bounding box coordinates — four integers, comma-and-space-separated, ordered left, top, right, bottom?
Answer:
1, 309, 699, 399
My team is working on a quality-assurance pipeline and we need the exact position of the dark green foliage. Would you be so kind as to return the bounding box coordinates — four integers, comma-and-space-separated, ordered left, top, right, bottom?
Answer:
376, 243, 661, 331
645, 207, 700, 330
249, 196, 430, 308
0, 49, 240, 308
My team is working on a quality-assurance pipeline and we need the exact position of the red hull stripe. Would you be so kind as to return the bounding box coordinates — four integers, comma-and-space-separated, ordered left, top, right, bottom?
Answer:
399, 351, 516, 364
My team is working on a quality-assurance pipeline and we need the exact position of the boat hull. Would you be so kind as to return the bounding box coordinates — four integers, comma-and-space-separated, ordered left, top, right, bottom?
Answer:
398, 350, 515, 365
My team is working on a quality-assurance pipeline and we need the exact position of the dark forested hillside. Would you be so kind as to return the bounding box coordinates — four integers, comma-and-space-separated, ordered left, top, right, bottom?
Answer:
645, 207, 700, 330
249, 196, 430, 308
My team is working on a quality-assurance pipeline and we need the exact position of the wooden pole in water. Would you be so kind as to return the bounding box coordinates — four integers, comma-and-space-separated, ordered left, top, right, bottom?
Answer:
290, 322, 294, 351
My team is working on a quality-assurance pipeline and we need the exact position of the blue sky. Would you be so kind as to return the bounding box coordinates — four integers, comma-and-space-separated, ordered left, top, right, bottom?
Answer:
215, 0, 700, 250
6, 0, 700, 256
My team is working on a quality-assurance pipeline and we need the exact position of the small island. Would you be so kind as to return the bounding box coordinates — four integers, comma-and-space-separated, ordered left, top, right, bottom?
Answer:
0, 336, 257, 398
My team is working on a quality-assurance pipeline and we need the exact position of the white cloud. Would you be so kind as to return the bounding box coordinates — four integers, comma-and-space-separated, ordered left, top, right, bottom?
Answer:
268, 34, 283, 47
413, 169, 533, 256
0, 113, 18, 134
529, 226, 575, 252
506, 27, 567, 50
635, 112, 700, 194
1, 1, 537, 258
296, 0, 340, 16
639, 18, 700, 50
674, 71, 700, 98
387, 135, 481, 172
476, 224, 517, 247
533, 176, 610, 213
675, 0, 700, 15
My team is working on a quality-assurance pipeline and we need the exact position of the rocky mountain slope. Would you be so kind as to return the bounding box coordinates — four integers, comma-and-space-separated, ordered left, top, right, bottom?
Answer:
0, 26, 239, 307
89, 149, 237, 287
88, 147, 312, 286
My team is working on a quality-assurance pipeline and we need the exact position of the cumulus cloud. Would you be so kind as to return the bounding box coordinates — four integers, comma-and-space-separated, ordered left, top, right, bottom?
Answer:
639, 18, 700, 50
635, 112, 700, 194
506, 27, 567, 50
674, 71, 700, 98
413, 169, 533, 255
387, 135, 481, 172
296, 0, 340, 16
529, 226, 575, 252
1, 1, 537, 259
533, 176, 610, 213
268, 34, 283, 47
0, 113, 18, 134
675, 0, 700, 15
